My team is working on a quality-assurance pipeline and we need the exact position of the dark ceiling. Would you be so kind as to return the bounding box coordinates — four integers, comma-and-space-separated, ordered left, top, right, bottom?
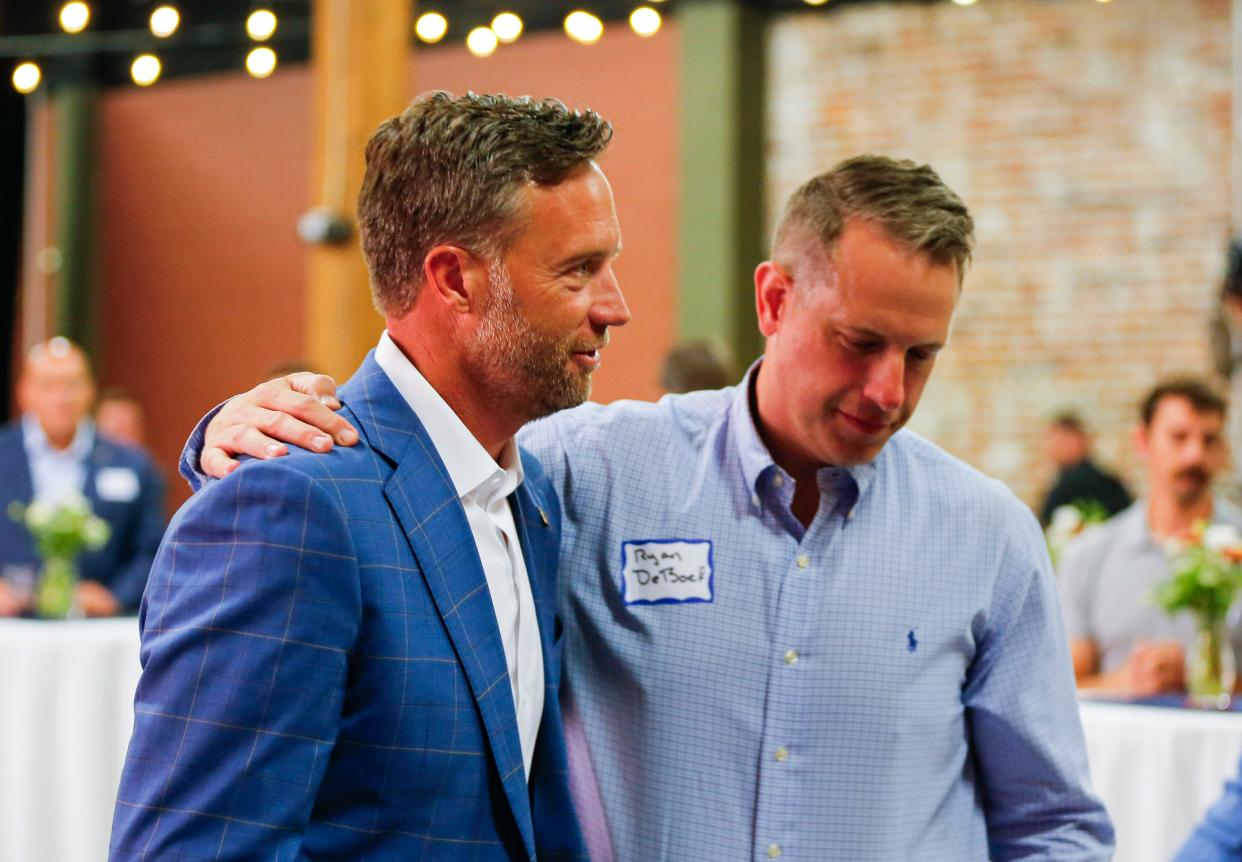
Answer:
0, 0, 929, 89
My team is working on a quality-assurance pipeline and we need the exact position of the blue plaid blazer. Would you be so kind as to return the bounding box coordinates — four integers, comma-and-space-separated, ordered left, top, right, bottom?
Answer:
110, 353, 586, 861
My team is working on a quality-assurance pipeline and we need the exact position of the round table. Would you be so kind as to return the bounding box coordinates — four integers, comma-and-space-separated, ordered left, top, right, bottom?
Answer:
0, 617, 141, 862
1079, 698, 1242, 862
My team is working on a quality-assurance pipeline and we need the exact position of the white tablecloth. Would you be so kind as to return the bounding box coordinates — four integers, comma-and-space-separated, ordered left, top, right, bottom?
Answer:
0, 617, 141, 862
1080, 699, 1242, 862
2, 625, 1239, 862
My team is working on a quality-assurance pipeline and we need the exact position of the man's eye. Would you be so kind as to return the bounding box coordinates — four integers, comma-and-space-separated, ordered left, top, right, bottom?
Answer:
843, 337, 878, 353
908, 349, 933, 364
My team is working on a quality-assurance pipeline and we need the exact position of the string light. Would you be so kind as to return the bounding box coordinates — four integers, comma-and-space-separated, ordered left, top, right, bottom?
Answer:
803, 0, 829, 5
150, 5, 180, 38
950, 0, 978, 5
564, 11, 603, 45
415, 11, 448, 43
629, 7, 661, 36
246, 8, 277, 41
130, 54, 161, 86
466, 26, 499, 57
59, 2, 91, 34
12, 62, 41, 94
491, 12, 523, 44
246, 46, 277, 78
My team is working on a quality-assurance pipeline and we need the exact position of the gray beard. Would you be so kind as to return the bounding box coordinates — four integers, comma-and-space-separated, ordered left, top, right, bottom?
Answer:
465, 261, 592, 422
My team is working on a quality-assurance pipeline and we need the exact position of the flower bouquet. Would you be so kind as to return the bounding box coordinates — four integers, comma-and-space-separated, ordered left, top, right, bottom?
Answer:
1151, 522, 1242, 706
7, 494, 110, 619
1046, 500, 1109, 568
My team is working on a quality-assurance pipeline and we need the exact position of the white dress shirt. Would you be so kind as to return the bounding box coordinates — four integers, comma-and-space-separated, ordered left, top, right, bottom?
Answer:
22, 414, 94, 505
375, 332, 545, 780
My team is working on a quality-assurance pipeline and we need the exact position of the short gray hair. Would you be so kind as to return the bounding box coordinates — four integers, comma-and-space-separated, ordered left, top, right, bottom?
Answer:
358, 91, 614, 317
772, 155, 974, 283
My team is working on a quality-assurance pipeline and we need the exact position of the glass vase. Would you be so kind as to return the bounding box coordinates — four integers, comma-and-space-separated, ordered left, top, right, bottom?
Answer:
1186, 618, 1236, 708
35, 555, 78, 620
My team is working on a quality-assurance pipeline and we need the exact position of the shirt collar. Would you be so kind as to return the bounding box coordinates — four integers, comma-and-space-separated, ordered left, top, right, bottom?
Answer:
728, 359, 879, 502
21, 413, 94, 462
1118, 496, 1242, 553
374, 331, 523, 503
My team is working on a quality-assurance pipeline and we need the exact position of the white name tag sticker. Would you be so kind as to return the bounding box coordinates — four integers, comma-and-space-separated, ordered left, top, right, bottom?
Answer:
620, 539, 714, 606
96, 467, 139, 503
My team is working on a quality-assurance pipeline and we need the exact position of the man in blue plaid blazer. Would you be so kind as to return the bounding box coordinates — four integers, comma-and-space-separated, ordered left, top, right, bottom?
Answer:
111, 92, 629, 860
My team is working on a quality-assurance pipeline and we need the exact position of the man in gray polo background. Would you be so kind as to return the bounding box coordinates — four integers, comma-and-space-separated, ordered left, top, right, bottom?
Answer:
1060, 377, 1242, 696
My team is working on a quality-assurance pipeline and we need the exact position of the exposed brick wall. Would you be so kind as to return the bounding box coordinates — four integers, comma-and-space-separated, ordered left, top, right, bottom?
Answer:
768, 0, 1232, 508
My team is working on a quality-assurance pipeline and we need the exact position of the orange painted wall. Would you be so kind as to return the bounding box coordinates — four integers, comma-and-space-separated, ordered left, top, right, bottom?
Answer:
95, 25, 680, 508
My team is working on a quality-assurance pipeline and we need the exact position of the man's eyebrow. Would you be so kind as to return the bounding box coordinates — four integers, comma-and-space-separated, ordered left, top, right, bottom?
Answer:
841, 325, 946, 351
555, 243, 623, 268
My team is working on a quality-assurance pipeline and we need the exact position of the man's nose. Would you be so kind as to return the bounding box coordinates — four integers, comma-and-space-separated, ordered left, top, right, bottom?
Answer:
863, 351, 904, 413
591, 267, 631, 329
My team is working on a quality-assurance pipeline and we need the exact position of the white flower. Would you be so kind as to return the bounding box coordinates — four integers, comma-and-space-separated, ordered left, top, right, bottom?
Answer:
25, 501, 52, 529
83, 517, 110, 548
1050, 505, 1084, 535
60, 492, 89, 516
1203, 524, 1242, 554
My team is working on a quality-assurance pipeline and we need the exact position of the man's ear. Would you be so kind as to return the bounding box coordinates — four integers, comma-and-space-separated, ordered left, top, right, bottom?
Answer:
14, 369, 31, 413
1133, 423, 1150, 461
423, 245, 488, 315
755, 260, 794, 338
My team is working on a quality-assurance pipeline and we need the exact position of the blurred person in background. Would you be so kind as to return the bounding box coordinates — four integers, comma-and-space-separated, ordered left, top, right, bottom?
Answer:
94, 386, 146, 449
1210, 237, 1242, 501
1038, 411, 1131, 526
659, 337, 737, 393
0, 338, 165, 617
1059, 377, 1242, 695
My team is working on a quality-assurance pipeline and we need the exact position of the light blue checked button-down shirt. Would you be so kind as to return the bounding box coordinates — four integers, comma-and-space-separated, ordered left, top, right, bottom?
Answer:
519, 366, 1113, 861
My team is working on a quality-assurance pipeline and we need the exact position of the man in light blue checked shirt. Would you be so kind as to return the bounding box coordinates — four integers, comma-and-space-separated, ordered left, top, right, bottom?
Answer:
192, 155, 1113, 860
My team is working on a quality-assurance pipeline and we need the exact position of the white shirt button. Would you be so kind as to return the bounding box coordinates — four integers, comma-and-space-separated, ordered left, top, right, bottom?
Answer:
767, 844, 782, 859
774, 746, 789, 762
784, 649, 799, 665
847, 507, 856, 520
752, 494, 761, 507
772, 474, 785, 488
795, 554, 810, 569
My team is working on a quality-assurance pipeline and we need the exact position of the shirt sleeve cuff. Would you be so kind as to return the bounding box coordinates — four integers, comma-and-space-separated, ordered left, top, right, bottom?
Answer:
178, 401, 227, 492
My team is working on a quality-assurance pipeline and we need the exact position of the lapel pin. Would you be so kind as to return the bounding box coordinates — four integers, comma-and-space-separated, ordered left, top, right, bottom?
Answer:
538, 508, 549, 527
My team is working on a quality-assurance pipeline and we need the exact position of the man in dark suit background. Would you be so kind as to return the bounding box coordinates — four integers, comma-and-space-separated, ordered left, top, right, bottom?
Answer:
111, 92, 628, 860
1039, 411, 1131, 526
0, 337, 164, 616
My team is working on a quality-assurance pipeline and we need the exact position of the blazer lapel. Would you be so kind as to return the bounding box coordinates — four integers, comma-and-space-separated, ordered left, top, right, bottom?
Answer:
341, 354, 536, 860
82, 436, 113, 509
510, 477, 558, 664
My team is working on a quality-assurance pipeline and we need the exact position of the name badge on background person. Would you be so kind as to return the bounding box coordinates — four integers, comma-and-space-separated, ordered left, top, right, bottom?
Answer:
96, 467, 139, 502
620, 539, 714, 605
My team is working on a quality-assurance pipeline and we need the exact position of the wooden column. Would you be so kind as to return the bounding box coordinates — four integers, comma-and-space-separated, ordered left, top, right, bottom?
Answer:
1234, 0, 1242, 230
305, 0, 410, 380
53, 79, 98, 356
677, 0, 768, 367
